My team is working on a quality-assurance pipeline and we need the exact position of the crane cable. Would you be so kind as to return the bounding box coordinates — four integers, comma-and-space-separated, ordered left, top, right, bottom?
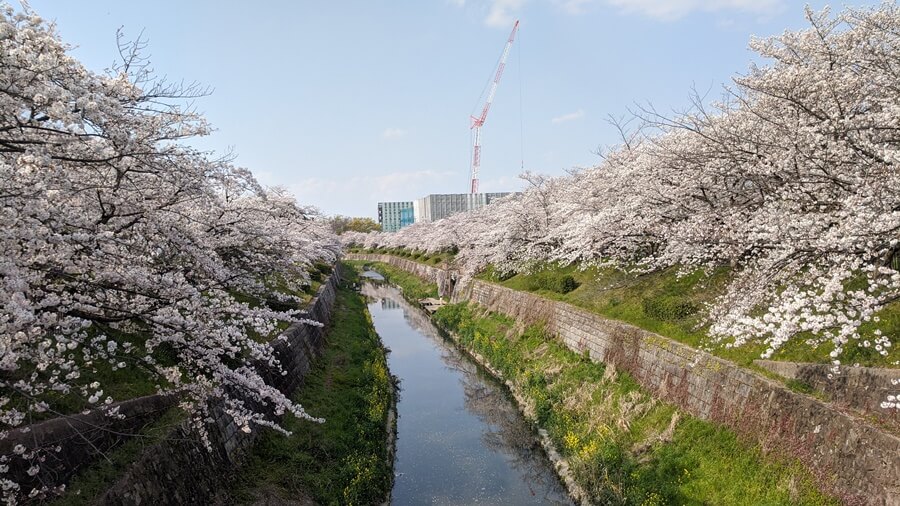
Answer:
517, 25, 525, 172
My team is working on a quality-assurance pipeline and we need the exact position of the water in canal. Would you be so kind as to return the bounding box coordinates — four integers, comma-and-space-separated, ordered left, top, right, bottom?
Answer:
360, 274, 572, 505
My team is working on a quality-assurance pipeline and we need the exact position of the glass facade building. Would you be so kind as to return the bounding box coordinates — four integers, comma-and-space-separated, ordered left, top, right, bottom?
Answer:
377, 201, 414, 232
400, 207, 415, 229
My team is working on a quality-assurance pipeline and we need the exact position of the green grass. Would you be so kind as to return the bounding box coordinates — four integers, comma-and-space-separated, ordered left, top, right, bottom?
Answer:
228, 263, 394, 505
346, 260, 438, 300
432, 302, 837, 505
477, 263, 900, 369
350, 249, 900, 369
352, 246, 455, 266
50, 407, 187, 505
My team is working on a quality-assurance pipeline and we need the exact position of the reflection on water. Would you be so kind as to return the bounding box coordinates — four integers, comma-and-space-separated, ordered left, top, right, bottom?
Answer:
381, 298, 401, 310
361, 269, 386, 281
362, 277, 572, 506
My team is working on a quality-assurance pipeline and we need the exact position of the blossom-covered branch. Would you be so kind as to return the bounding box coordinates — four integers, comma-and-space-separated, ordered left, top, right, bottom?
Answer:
0, 5, 338, 502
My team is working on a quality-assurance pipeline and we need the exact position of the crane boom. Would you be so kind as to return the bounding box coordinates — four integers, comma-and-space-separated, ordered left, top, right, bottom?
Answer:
469, 20, 519, 194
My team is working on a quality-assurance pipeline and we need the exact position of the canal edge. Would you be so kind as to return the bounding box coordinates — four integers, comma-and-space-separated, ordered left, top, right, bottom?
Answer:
357, 285, 400, 506
381, 360, 400, 506
438, 325, 592, 506
359, 266, 586, 506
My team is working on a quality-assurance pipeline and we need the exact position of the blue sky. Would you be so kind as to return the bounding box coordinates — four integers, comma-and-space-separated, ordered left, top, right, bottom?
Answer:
29, 0, 875, 218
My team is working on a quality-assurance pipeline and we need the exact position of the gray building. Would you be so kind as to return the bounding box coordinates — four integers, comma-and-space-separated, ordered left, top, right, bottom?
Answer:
377, 201, 414, 232
413, 192, 512, 223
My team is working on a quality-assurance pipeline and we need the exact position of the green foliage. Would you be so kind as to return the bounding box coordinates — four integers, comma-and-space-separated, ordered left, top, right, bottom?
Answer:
497, 270, 517, 282
432, 301, 835, 505
330, 215, 381, 234
230, 268, 393, 505
785, 378, 815, 396
642, 296, 699, 321
560, 275, 578, 294
313, 262, 333, 278
524, 269, 580, 294
358, 247, 455, 267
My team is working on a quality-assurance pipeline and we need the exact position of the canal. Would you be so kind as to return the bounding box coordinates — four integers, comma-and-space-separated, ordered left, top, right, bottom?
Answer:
360, 274, 572, 505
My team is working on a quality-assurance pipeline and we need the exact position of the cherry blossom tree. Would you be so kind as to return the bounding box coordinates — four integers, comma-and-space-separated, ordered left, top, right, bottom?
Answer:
0, 6, 338, 501
346, 3, 899, 404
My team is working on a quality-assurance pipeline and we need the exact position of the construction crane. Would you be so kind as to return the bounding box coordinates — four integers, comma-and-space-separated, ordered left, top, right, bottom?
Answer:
469, 20, 519, 194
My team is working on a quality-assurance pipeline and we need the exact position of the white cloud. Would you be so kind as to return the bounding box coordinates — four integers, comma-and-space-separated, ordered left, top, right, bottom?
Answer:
485, 0, 525, 27
479, 174, 525, 192
551, 109, 585, 124
381, 127, 407, 140
449, 0, 466, 6
557, 0, 595, 15
604, 0, 784, 21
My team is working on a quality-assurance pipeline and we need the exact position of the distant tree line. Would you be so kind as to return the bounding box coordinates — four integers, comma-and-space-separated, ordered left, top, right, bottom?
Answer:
330, 215, 381, 234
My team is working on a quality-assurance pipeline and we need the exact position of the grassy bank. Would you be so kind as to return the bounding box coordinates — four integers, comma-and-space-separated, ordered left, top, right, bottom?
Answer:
364, 255, 834, 504
346, 259, 438, 300
433, 302, 835, 505
43, 266, 357, 504
229, 263, 394, 505
353, 249, 898, 368
347, 246, 454, 267
478, 263, 900, 369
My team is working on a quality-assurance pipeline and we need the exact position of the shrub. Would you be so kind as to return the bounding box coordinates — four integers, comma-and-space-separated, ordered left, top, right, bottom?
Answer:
560, 275, 578, 294
495, 269, 517, 282
526, 271, 580, 294
641, 296, 699, 321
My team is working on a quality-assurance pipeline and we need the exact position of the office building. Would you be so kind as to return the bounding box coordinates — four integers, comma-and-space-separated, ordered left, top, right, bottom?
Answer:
413, 192, 512, 223
377, 201, 414, 232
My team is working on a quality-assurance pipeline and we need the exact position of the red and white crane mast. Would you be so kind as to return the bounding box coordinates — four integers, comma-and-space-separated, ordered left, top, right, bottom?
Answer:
469, 20, 519, 194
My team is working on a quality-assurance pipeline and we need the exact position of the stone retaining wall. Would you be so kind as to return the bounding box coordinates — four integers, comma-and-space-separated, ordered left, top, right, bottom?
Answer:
94, 265, 340, 505
0, 394, 176, 496
754, 360, 899, 430
348, 253, 900, 505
